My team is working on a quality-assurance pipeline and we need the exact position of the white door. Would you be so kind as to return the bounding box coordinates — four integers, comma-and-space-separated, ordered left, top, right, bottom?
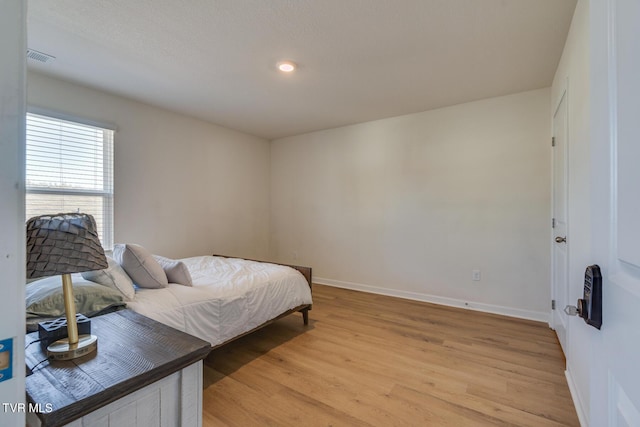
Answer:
590, 0, 640, 425
552, 90, 569, 354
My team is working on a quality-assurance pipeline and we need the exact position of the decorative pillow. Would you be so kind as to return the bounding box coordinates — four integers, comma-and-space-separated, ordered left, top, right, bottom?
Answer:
112, 244, 168, 289
82, 257, 136, 300
153, 255, 193, 287
26, 274, 126, 318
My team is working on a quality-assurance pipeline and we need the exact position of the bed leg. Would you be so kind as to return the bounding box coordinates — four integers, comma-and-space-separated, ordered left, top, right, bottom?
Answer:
302, 308, 309, 325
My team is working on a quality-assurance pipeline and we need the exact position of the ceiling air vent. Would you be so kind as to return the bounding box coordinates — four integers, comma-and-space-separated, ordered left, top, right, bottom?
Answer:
27, 49, 55, 63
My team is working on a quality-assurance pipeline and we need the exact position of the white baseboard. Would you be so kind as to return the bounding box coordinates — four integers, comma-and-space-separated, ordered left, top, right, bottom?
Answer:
315, 276, 549, 323
565, 367, 589, 427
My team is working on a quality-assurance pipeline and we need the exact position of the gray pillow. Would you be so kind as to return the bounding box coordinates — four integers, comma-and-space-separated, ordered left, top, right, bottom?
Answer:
153, 255, 193, 287
112, 244, 168, 289
82, 257, 136, 300
26, 274, 126, 318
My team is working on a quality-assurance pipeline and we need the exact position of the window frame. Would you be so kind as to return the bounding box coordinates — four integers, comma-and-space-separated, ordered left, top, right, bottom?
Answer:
25, 108, 116, 249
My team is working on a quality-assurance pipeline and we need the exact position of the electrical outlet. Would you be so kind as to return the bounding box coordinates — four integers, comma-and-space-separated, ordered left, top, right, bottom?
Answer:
472, 269, 481, 281
292, 251, 299, 261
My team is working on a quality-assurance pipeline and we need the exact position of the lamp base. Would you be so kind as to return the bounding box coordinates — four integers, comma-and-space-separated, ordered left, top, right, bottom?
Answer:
47, 334, 98, 361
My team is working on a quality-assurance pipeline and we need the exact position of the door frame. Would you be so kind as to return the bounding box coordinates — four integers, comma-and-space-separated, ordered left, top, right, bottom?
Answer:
551, 81, 569, 344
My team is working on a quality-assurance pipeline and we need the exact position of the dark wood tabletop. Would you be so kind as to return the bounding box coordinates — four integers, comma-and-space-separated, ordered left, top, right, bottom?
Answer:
25, 309, 211, 427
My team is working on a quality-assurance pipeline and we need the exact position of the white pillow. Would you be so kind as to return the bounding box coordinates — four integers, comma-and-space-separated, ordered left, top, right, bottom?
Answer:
153, 255, 193, 287
82, 256, 136, 300
112, 244, 168, 289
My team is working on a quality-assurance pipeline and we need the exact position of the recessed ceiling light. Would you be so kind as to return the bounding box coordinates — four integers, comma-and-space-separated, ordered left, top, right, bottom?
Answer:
277, 61, 296, 73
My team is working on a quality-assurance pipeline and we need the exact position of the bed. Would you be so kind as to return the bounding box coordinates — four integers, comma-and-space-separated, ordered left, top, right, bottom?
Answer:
126, 255, 313, 348
26, 245, 313, 349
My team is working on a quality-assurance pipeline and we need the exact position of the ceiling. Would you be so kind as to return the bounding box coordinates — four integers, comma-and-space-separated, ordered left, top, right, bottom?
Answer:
27, 0, 577, 140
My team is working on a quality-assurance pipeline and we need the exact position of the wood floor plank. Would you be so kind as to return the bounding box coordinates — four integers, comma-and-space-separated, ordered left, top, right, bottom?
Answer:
202, 285, 579, 426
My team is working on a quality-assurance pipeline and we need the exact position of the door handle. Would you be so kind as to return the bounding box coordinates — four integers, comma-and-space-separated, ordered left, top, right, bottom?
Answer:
564, 305, 578, 316
555, 236, 567, 243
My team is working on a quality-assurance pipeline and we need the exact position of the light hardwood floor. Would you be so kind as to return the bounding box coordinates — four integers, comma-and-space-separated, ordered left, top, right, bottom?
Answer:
202, 284, 579, 426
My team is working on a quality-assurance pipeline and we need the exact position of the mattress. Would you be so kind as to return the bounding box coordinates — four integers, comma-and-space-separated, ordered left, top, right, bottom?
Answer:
125, 256, 313, 346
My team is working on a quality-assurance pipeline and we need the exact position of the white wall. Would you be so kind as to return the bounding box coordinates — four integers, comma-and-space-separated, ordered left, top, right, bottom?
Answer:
27, 72, 271, 260
270, 88, 551, 320
0, 0, 26, 424
550, 1, 591, 424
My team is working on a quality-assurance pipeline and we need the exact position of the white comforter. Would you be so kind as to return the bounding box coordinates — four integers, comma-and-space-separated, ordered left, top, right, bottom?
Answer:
126, 256, 313, 346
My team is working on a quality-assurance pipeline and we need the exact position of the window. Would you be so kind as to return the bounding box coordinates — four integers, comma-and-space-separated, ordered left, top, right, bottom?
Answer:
25, 112, 114, 249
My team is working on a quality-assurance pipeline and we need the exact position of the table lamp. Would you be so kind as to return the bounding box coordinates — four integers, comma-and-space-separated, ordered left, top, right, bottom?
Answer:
26, 213, 108, 360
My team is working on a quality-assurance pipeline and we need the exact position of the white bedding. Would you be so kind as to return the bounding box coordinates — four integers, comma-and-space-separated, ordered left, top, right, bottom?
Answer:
126, 256, 312, 347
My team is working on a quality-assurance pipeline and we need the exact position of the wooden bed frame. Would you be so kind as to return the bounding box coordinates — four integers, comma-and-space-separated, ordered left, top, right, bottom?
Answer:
210, 254, 312, 350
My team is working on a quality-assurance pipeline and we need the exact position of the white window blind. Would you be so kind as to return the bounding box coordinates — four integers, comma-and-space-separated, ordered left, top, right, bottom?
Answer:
26, 112, 114, 249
